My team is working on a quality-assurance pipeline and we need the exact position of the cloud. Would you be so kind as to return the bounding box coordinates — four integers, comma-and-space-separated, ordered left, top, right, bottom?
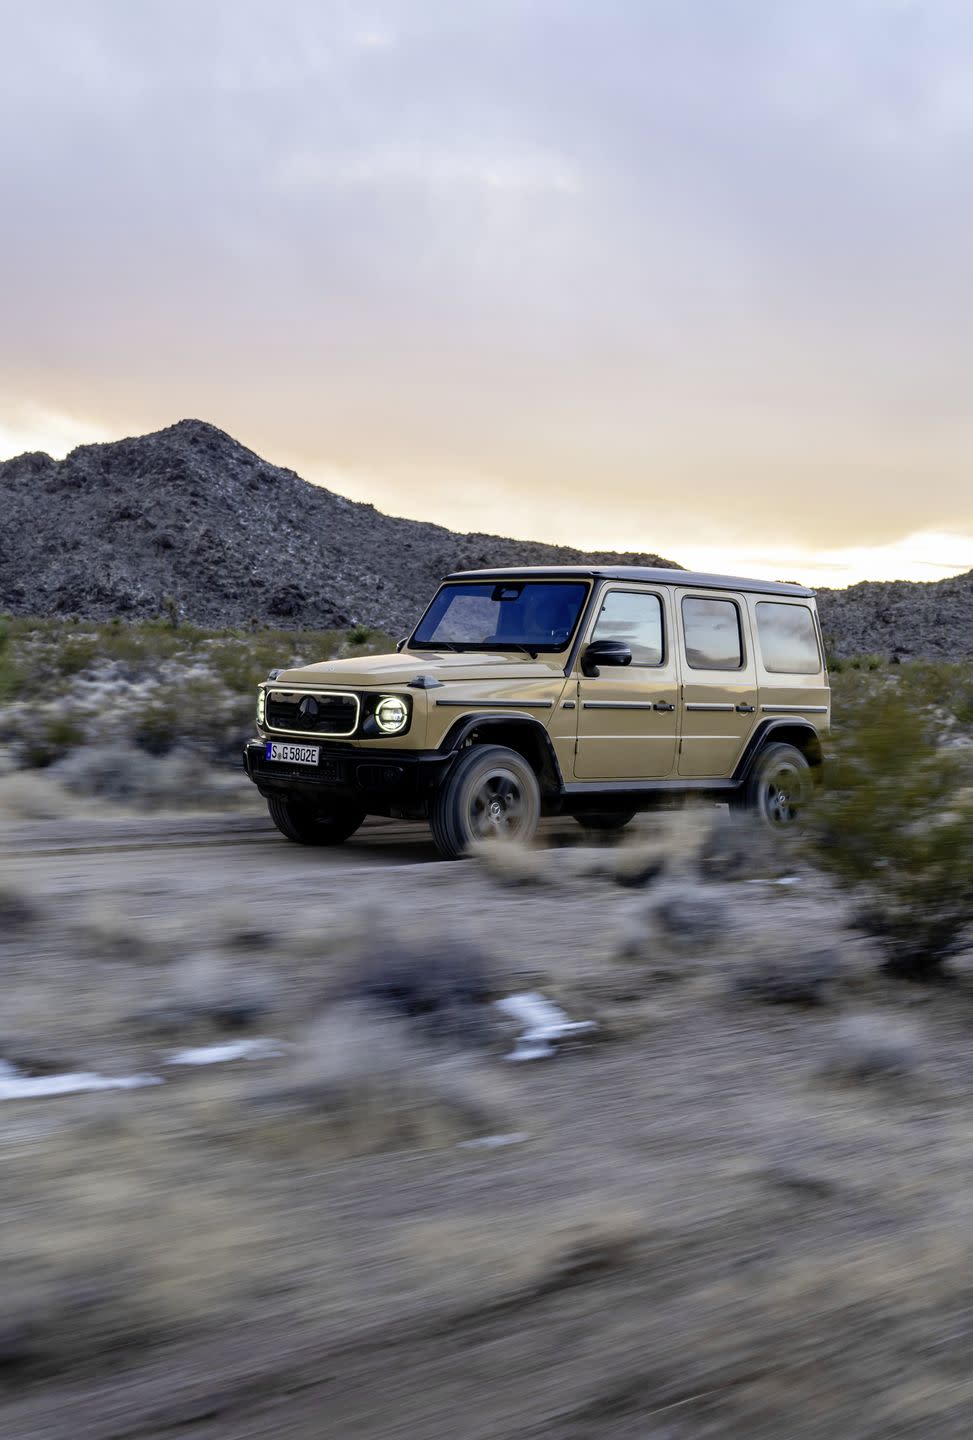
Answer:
0, 403, 111, 460
277, 144, 580, 195
0, 0, 971, 579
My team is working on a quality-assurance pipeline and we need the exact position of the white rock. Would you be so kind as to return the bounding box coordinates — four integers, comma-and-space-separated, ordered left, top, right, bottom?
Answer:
0, 1060, 161, 1101
165, 1037, 283, 1066
494, 992, 596, 1062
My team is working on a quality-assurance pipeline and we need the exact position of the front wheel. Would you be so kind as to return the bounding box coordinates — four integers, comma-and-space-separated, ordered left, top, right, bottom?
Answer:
267, 793, 366, 846
430, 744, 541, 860
734, 742, 811, 830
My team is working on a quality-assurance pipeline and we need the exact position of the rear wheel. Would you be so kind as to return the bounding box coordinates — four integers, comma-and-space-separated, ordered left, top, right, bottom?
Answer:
735, 742, 811, 830
574, 811, 636, 834
267, 793, 366, 846
430, 744, 541, 860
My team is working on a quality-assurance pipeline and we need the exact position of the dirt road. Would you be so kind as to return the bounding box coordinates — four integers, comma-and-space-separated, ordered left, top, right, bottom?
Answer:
0, 809, 593, 884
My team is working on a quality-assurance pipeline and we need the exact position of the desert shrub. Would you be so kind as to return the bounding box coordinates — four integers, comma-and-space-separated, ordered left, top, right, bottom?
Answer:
127, 671, 248, 756
182, 676, 253, 751
245, 1000, 510, 1159
806, 688, 973, 977
51, 635, 99, 677
897, 661, 973, 729
732, 946, 842, 1007
131, 694, 182, 754
347, 942, 496, 1043
53, 743, 162, 801
22, 712, 86, 767
816, 1014, 921, 1082
52, 744, 244, 810
830, 661, 973, 737
208, 640, 268, 693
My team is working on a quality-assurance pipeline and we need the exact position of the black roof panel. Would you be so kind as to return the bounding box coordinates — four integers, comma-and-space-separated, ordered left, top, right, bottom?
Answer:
444, 565, 815, 599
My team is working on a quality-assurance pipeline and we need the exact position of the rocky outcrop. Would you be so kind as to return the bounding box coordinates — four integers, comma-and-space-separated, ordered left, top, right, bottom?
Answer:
816, 573, 973, 660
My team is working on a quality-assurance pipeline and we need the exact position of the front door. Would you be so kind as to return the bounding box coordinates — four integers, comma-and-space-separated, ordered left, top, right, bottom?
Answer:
676, 589, 759, 776
574, 586, 679, 779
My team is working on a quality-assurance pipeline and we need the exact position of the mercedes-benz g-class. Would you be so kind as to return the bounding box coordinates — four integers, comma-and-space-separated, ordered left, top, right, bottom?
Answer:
243, 566, 829, 859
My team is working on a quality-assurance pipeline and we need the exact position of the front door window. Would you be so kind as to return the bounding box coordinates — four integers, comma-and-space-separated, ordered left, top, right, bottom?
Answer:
590, 590, 664, 665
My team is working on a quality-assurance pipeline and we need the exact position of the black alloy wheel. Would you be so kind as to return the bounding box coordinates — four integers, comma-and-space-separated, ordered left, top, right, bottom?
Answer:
430, 744, 542, 860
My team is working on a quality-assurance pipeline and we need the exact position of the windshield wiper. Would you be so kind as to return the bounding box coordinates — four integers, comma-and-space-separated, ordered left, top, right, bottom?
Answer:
501, 643, 539, 659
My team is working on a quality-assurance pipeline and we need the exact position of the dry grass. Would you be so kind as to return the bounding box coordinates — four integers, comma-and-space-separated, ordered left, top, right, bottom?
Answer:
398, 1199, 646, 1307
71, 899, 165, 963
0, 1103, 284, 1378
130, 952, 276, 1040
243, 1000, 514, 1159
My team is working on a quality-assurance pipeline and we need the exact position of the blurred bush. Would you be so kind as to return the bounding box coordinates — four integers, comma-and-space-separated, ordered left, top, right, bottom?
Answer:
806, 679, 973, 978
21, 712, 87, 768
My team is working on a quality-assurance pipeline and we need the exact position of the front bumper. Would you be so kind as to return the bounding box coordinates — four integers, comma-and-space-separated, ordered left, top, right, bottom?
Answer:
242, 739, 451, 810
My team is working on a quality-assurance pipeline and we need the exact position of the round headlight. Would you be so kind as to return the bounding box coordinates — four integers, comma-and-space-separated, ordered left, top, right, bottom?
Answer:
375, 695, 408, 734
256, 688, 266, 725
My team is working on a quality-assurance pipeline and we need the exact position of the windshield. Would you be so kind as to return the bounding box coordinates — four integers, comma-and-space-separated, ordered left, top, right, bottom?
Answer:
411, 581, 589, 653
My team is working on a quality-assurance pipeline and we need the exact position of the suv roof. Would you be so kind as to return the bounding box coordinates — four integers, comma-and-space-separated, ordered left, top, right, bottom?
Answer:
445, 565, 815, 599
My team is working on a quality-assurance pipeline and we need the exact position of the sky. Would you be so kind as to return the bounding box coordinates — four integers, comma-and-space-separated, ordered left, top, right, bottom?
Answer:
1, 0, 972, 589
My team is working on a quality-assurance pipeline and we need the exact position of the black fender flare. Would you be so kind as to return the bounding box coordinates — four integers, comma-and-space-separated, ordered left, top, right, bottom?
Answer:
436, 713, 565, 795
733, 719, 824, 785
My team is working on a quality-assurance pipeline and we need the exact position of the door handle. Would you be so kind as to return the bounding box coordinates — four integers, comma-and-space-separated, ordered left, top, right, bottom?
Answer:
653, 701, 676, 712
735, 703, 755, 714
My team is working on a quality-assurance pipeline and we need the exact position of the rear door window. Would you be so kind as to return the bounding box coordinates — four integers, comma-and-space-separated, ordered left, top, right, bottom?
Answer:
681, 596, 743, 670
755, 602, 821, 674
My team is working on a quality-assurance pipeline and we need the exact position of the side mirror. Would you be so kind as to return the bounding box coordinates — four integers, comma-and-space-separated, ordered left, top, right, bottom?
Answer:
581, 639, 633, 677
396, 638, 408, 653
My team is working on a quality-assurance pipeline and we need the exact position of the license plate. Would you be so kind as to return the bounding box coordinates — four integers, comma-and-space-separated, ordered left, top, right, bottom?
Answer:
265, 742, 320, 766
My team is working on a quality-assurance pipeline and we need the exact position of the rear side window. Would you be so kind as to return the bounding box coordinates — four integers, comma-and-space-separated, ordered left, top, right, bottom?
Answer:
681, 596, 743, 670
591, 590, 664, 665
755, 602, 821, 674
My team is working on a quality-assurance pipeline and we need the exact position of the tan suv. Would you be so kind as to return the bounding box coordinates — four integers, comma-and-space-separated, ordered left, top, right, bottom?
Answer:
243, 566, 830, 859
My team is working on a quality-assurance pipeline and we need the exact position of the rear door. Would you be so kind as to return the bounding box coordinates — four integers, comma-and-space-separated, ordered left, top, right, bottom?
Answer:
676, 589, 758, 777
574, 585, 678, 779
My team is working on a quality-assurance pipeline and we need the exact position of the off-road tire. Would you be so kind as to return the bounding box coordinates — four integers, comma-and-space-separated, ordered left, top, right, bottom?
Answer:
267, 794, 366, 846
734, 742, 811, 830
430, 744, 542, 860
574, 811, 637, 833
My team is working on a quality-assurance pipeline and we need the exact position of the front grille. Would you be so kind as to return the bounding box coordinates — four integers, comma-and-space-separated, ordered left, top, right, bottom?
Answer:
259, 756, 345, 784
265, 689, 360, 737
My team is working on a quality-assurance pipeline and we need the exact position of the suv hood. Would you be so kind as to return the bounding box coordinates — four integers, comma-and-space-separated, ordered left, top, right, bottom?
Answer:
272, 649, 564, 688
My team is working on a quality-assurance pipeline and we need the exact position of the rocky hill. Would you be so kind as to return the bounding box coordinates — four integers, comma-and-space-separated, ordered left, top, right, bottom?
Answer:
816, 572, 973, 661
0, 420, 677, 635
1, 418, 971, 657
